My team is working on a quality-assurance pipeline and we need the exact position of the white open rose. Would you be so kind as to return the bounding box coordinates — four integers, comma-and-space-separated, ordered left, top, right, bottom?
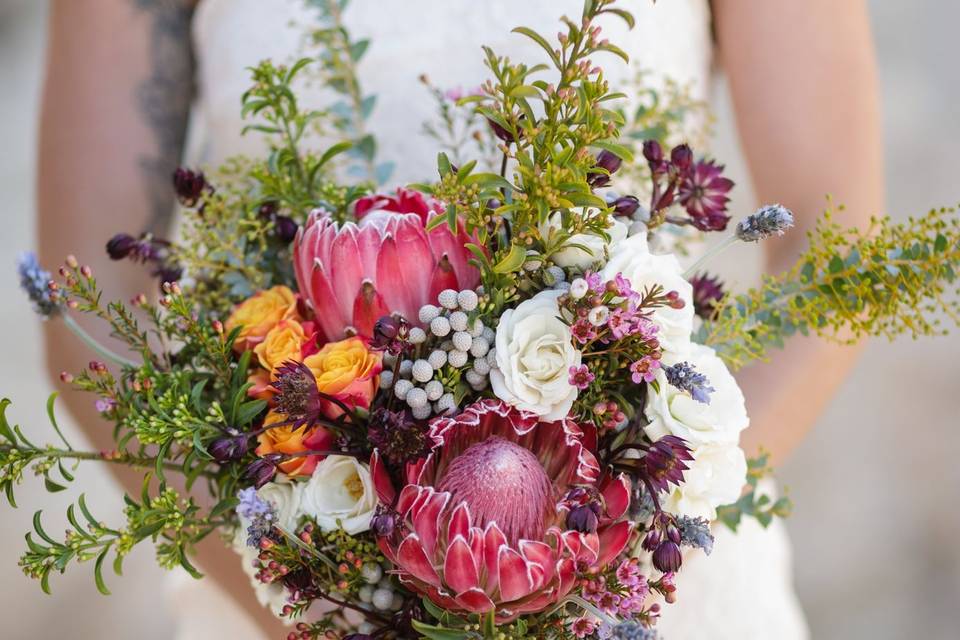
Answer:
489, 290, 581, 421
539, 210, 628, 270
256, 480, 302, 532
645, 342, 749, 446
299, 455, 377, 534
601, 233, 694, 355
661, 442, 747, 520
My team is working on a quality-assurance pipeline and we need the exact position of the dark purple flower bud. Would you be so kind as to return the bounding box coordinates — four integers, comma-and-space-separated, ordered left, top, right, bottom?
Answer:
642, 528, 662, 552
642, 140, 663, 165
172, 167, 207, 207
370, 315, 402, 350
670, 144, 694, 174
273, 215, 299, 243
587, 150, 623, 188
153, 263, 183, 288
653, 540, 683, 573
343, 635, 373, 640
566, 504, 600, 533
612, 195, 640, 218
258, 201, 278, 219
244, 455, 281, 488
283, 568, 314, 592
106, 233, 139, 260
370, 507, 397, 537
487, 117, 522, 144
208, 430, 249, 463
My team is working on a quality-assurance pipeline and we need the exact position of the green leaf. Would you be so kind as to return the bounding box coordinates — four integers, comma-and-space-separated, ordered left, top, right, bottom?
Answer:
511, 26, 561, 67
32, 512, 56, 545
0, 398, 15, 443
77, 495, 99, 528
235, 400, 268, 427
349, 39, 370, 62
94, 549, 111, 595
492, 243, 527, 274
592, 140, 635, 164
45, 393, 72, 450
437, 152, 453, 177
317, 140, 353, 168
209, 497, 240, 519
179, 553, 204, 580
410, 620, 469, 640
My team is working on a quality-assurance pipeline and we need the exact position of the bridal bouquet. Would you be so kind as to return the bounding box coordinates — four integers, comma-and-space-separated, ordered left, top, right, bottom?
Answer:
6, 1, 959, 638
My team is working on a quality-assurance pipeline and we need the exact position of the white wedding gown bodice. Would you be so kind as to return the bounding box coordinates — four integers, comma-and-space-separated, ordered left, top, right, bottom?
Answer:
168, 1, 809, 638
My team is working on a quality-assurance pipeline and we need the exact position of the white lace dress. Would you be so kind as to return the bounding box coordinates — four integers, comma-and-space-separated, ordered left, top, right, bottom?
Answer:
167, 1, 809, 637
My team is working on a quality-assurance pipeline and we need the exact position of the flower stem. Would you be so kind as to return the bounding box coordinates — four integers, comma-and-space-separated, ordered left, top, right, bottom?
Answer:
62, 314, 140, 368
683, 234, 738, 278
566, 594, 620, 626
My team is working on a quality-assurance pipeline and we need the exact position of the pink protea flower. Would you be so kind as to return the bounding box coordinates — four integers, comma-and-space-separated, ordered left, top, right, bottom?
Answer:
371, 399, 632, 620
293, 190, 479, 342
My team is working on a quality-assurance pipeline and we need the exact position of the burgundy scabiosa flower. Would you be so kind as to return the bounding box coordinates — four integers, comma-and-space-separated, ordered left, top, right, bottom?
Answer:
271, 361, 324, 429
678, 159, 734, 232
638, 435, 693, 494
367, 407, 430, 466
371, 400, 632, 620
172, 167, 208, 207
689, 272, 725, 320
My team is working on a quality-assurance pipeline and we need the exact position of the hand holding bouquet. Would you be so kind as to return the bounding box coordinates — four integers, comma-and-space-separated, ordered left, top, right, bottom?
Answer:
6, 1, 960, 638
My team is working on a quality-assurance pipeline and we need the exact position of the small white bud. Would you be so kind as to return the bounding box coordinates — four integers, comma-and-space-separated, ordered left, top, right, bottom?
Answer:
569, 278, 589, 299
546, 265, 566, 284
379, 370, 395, 389
418, 304, 440, 324
588, 305, 610, 326
468, 318, 485, 337
361, 563, 383, 584
437, 289, 459, 309
357, 623, 376, 635
435, 393, 456, 414
452, 331, 473, 352
427, 349, 447, 369
553, 281, 571, 292
424, 379, 444, 401
448, 349, 469, 368
383, 352, 398, 367
457, 289, 479, 311
358, 584, 375, 603
411, 403, 432, 420
398, 359, 414, 377
406, 387, 428, 408
469, 336, 490, 358
430, 315, 451, 337
393, 379, 413, 400
472, 358, 491, 376
449, 311, 469, 332
465, 369, 486, 386
482, 326, 496, 344
408, 326, 427, 344
411, 359, 434, 383
486, 348, 498, 367
372, 587, 394, 611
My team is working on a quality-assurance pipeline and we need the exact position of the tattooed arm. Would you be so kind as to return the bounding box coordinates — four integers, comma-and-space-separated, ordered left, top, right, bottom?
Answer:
38, 1, 289, 636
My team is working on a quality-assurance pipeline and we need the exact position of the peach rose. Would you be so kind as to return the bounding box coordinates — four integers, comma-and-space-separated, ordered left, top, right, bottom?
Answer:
255, 410, 334, 477
303, 337, 382, 418
226, 285, 298, 351
253, 319, 317, 378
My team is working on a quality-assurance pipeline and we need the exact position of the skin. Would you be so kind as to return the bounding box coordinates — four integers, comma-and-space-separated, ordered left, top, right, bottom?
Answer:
37, 0, 882, 636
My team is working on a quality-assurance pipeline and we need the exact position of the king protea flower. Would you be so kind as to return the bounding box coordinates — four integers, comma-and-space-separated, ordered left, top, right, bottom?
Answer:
371, 399, 632, 620
293, 189, 479, 342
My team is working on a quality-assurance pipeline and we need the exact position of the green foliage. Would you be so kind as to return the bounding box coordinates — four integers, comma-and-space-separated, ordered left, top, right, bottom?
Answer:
415, 0, 635, 315
701, 206, 960, 369
716, 452, 792, 532
18, 484, 221, 595
305, 0, 395, 184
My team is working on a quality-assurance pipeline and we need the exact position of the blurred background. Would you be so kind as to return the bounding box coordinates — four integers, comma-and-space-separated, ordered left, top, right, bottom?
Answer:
0, 1, 957, 638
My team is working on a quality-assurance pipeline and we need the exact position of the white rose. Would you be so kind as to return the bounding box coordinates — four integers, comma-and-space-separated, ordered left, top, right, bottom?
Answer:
299, 455, 377, 534
601, 234, 693, 355
644, 342, 749, 446
540, 210, 628, 270
256, 481, 302, 532
661, 442, 747, 520
489, 290, 581, 421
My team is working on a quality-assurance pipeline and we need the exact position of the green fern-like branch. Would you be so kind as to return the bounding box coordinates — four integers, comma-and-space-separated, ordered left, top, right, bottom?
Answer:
700, 206, 960, 369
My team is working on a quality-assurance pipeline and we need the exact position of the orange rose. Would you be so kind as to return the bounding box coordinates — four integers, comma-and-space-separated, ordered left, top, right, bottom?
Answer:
255, 410, 334, 477
226, 285, 298, 351
303, 337, 382, 418
254, 319, 315, 378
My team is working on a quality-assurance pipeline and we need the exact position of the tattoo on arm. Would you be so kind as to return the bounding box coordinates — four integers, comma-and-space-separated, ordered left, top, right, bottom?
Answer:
133, 0, 197, 235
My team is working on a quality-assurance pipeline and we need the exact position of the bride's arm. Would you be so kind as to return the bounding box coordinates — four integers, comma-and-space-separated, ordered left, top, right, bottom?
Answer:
711, 0, 885, 462
38, 1, 289, 636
